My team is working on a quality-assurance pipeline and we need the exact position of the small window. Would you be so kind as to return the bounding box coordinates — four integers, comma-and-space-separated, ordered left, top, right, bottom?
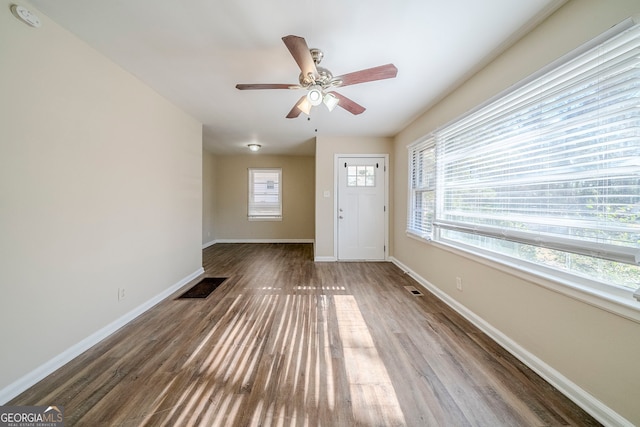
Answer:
347, 165, 376, 187
407, 137, 436, 239
248, 168, 282, 221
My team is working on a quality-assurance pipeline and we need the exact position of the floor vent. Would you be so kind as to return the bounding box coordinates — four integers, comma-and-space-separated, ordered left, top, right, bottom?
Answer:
177, 277, 227, 299
404, 285, 423, 296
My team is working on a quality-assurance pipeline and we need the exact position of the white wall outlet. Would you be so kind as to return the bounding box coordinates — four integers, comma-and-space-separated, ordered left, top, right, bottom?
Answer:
456, 277, 463, 291
118, 287, 126, 301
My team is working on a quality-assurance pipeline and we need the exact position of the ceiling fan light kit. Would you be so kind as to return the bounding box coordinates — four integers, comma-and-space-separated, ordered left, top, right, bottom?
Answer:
236, 35, 398, 118
323, 92, 339, 112
247, 144, 261, 152
296, 97, 312, 115
307, 86, 323, 106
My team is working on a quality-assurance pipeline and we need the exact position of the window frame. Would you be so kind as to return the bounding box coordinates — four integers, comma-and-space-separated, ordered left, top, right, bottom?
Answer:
406, 17, 640, 320
248, 168, 282, 221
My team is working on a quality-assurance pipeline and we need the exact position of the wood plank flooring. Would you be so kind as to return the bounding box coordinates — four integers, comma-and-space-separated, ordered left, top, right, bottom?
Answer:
9, 243, 601, 426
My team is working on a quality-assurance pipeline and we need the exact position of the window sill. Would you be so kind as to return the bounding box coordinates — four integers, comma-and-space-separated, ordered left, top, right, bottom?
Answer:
405, 231, 640, 324
248, 216, 282, 222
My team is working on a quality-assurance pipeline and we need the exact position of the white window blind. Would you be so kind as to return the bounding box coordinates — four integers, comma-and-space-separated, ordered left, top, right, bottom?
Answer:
407, 137, 436, 239
248, 168, 282, 219
404, 19, 640, 291
433, 21, 640, 280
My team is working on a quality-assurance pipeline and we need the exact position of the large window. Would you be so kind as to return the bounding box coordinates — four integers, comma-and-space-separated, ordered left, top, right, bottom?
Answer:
248, 168, 282, 220
407, 19, 640, 294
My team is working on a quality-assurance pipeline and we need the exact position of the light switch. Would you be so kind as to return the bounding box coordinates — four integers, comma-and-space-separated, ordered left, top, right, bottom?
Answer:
323, 190, 330, 198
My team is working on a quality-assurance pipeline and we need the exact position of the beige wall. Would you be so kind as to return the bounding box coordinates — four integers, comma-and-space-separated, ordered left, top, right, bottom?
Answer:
315, 136, 394, 260
212, 155, 315, 241
202, 150, 217, 246
0, 0, 202, 396
392, 0, 640, 424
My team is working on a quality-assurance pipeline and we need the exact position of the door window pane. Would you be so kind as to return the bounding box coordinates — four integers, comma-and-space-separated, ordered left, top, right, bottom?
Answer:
347, 165, 376, 187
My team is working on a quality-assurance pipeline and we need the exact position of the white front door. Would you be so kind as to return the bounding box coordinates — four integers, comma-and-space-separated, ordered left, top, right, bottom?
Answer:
337, 156, 386, 260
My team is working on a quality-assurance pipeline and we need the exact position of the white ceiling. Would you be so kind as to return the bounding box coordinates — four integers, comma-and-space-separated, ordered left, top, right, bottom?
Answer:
29, 0, 565, 155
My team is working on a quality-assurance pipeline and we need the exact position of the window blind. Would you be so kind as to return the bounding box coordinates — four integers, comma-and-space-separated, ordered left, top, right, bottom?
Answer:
248, 168, 282, 218
434, 22, 640, 266
407, 137, 436, 239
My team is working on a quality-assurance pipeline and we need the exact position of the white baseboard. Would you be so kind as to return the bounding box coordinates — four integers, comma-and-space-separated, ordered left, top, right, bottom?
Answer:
205, 240, 316, 252
389, 256, 633, 427
314, 256, 337, 262
214, 239, 314, 244
202, 239, 216, 249
0, 267, 204, 405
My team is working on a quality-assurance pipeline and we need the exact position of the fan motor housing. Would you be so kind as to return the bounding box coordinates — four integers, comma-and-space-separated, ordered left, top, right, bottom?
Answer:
310, 48, 324, 64
299, 67, 333, 87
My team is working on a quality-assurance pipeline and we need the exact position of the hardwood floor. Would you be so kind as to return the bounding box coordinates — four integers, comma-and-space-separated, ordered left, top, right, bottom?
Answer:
10, 243, 600, 426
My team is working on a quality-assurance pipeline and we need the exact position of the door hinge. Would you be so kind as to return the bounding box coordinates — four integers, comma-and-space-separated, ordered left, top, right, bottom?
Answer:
376, 163, 379, 168
344, 162, 347, 168
384, 205, 386, 212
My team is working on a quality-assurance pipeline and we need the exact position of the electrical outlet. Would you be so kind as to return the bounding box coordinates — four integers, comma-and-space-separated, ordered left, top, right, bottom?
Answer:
456, 277, 463, 291
118, 287, 126, 301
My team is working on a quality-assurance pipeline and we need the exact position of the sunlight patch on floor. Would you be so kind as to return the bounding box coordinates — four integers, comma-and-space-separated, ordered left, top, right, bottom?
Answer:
137, 292, 403, 425
334, 295, 406, 426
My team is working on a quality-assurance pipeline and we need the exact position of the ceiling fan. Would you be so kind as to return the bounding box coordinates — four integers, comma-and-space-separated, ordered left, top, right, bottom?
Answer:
236, 35, 398, 119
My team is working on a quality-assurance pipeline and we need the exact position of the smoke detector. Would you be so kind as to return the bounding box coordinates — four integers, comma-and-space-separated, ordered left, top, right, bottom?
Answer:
11, 4, 41, 28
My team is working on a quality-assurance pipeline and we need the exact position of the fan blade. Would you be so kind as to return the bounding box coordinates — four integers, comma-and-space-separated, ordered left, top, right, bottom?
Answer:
328, 91, 366, 115
282, 35, 318, 80
286, 106, 302, 119
236, 83, 299, 90
286, 95, 311, 119
333, 64, 398, 87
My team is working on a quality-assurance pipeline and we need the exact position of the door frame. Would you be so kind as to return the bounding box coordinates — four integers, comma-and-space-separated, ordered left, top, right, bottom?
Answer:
334, 154, 389, 261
